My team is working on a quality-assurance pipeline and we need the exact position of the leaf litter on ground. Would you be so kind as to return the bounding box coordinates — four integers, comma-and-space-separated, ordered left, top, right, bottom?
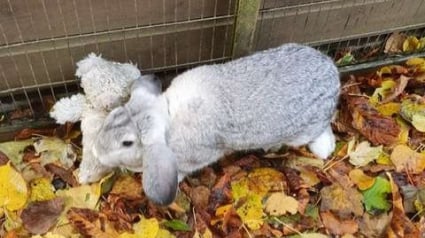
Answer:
3, 55, 425, 237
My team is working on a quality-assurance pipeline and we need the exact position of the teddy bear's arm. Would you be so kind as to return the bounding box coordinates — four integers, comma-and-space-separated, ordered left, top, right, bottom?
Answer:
50, 93, 87, 124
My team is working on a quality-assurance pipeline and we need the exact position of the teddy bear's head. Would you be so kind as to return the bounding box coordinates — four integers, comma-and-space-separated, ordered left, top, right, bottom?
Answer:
75, 53, 141, 111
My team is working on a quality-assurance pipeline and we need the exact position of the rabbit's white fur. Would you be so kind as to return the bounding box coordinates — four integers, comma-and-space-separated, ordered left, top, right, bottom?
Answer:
94, 43, 340, 205
50, 53, 141, 184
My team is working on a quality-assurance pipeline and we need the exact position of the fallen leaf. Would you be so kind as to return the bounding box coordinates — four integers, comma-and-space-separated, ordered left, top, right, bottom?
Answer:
390, 144, 425, 173
162, 219, 191, 232
190, 186, 210, 210
44, 163, 79, 187
386, 173, 420, 237
110, 174, 142, 198
403, 36, 421, 52
320, 212, 358, 235
33, 137, 76, 169
67, 208, 119, 238
0, 139, 33, 164
358, 213, 391, 238
264, 192, 298, 216
336, 52, 355, 66
29, 177, 56, 202
0, 162, 28, 211
119, 217, 159, 238
380, 75, 409, 104
370, 79, 396, 105
234, 193, 263, 230
21, 197, 64, 234
362, 176, 391, 214
376, 102, 401, 116
320, 183, 363, 218
384, 32, 407, 53
406, 57, 425, 66
56, 184, 100, 210
348, 97, 400, 145
348, 141, 383, 167
349, 169, 376, 190
0, 150, 9, 165
400, 95, 425, 132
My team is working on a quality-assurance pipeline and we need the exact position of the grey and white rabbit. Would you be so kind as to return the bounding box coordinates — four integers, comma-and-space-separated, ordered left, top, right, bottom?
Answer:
93, 43, 340, 205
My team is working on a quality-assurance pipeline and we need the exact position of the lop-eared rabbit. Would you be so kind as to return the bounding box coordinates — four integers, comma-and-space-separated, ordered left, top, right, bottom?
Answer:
93, 43, 340, 205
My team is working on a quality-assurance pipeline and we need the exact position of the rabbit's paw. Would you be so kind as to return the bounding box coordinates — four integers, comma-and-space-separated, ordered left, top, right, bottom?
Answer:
308, 126, 335, 159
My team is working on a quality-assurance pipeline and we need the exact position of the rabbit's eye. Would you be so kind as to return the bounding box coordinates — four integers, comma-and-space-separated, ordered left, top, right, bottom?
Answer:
122, 141, 134, 147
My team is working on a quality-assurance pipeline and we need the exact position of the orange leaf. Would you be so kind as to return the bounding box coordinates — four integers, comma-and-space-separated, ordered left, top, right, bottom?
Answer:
321, 211, 358, 235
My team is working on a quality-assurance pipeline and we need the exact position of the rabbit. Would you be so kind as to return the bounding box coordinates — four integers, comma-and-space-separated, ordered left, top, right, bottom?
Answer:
93, 43, 340, 205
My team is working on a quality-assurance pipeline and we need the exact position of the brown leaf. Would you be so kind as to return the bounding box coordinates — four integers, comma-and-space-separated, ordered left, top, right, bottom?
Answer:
359, 213, 391, 237
15, 128, 55, 140
8, 108, 33, 120
320, 183, 363, 218
321, 211, 358, 235
348, 96, 400, 145
385, 33, 407, 54
386, 173, 420, 237
208, 173, 232, 213
21, 197, 64, 234
283, 167, 305, 192
0, 150, 9, 166
44, 163, 79, 187
67, 208, 120, 238
190, 186, 210, 210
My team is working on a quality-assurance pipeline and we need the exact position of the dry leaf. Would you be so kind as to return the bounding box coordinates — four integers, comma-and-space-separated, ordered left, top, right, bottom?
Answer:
67, 208, 119, 238
359, 213, 391, 237
348, 141, 383, 167
390, 144, 425, 174
386, 173, 420, 237
320, 183, 363, 218
384, 33, 407, 53
264, 192, 298, 216
110, 174, 142, 198
21, 197, 64, 234
321, 212, 358, 235
29, 177, 56, 202
349, 169, 376, 190
348, 96, 400, 145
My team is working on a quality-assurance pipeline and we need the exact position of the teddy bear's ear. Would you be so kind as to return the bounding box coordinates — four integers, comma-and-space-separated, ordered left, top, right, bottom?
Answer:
131, 75, 162, 95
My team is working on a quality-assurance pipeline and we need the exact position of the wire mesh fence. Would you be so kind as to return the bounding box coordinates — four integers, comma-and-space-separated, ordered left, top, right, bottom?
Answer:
1, 0, 425, 136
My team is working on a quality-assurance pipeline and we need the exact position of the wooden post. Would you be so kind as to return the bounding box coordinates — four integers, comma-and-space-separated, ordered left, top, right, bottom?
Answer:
232, 0, 262, 59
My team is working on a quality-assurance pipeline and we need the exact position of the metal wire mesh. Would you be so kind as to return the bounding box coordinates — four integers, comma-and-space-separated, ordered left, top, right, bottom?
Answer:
1, 0, 425, 134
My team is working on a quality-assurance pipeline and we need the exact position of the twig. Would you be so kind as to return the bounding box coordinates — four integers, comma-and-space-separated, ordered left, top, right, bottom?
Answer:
272, 217, 302, 235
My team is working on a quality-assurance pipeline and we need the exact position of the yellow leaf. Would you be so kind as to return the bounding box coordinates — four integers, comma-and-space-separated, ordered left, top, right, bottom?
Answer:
215, 204, 233, 217
0, 162, 28, 211
370, 80, 396, 105
96, 171, 116, 197
348, 141, 383, 167
4, 209, 22, 231
264, 192, 298, 216
406, 57, 425, 66
395, 116, 410, 145
348, 169, 376, 190
56, 184, 99, 210
235, 194, 263, 230
376, 66, 392, 77
119, 217, 159, 238
29, 177, 55, 202
376, 152, 392, 165
403, 36, 420, 52
299, 167, 321, 187
412, 114, 425, 132
390, 144, 425, 173
31, 232, 68, 238
156, 228, 176, 238
376, 102, 400, 116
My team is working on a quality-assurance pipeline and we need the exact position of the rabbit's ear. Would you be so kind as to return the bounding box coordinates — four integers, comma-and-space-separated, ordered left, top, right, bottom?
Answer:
131, 75, 162, 95
142, 143, 178, 205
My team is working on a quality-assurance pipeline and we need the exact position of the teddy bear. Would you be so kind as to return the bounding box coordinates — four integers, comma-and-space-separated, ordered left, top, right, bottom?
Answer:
50, 53, 142, 184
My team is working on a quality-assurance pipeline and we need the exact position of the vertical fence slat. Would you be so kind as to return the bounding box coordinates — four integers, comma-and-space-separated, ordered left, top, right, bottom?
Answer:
231, 0, 261, 58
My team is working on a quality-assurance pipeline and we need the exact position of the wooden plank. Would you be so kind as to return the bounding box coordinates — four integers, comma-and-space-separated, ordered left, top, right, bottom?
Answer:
232, 0, 262, 58
254, 0, 425, 50
0, 25, 233, 93
0, 0, 235, 46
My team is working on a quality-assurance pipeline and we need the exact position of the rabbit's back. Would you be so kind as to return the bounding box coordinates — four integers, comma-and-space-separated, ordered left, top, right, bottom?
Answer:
165, 44, 339, 162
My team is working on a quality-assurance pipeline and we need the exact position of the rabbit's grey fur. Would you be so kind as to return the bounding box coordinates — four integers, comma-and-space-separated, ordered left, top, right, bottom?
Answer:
93, 43, 340, 205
